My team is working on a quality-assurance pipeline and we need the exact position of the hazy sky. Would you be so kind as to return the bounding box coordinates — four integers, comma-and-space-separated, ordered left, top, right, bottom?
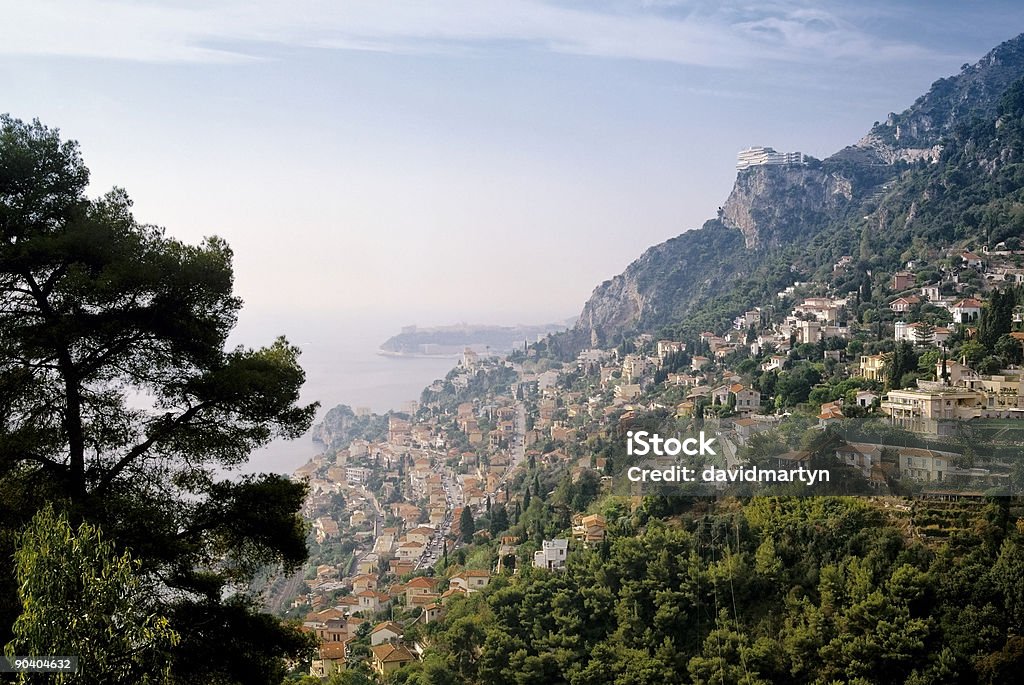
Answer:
3, 1, 1022, 331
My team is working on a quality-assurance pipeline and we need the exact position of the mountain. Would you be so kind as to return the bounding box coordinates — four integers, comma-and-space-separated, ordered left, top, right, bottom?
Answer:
560, 33, 1024, 353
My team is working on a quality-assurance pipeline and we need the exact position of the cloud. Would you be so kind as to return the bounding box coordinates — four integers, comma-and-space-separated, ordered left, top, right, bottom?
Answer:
0, 0, 943, 67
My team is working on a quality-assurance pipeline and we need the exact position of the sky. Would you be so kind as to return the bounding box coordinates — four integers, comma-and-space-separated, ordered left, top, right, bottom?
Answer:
2, 1, 1023, 337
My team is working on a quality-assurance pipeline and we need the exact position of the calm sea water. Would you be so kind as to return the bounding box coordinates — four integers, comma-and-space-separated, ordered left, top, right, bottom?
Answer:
227, 314, 458, 475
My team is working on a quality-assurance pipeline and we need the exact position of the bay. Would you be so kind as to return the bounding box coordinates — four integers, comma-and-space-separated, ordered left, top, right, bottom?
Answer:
226, 314, 459, 475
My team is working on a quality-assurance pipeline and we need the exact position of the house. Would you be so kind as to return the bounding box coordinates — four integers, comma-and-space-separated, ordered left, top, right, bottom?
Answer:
835, 443, 883, 479
950, 298, 983, 324
732, 417, 773, 444
894, 321, 950, 346
405, 526, 435, 546
855, 390, 879, 408
656, 340, 685, 359
571, 514, 607, 545
370, 621, 405, 647
859, 355, 886, 381
356, 590, 391, 615
356, 554, 379, 576
351, 574, 378, 594
422, 602, 445, 624
310, 641, 348, 678
898, 447, 952, 482
404, 576, 440, 603
614, 384, 641, 401
396, 541, 426, 560
794, 297, 841, 324
691, 356, 711, 371
730, 384, 761, 415
370, 643, 417, 676
448, 570, 492, 593
313, 517, 339, 544
389, 559, 416, 577
892, 271, 914, 291
817, 402, 844, 428
961, 251, 983, 268
890, 295, 920, 313
533, 538, 569, 571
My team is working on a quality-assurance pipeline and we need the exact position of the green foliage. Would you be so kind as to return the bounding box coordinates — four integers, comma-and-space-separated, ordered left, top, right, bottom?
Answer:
4, 504, 179, 684
460, 507, 476, 543
979, 289, 1016, 352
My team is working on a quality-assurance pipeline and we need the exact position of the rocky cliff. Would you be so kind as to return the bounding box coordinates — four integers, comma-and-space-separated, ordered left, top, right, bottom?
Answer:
720, 165, 854, 250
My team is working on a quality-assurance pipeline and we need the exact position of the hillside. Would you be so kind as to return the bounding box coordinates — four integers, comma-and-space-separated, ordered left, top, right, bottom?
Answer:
560, 33, 1024, 354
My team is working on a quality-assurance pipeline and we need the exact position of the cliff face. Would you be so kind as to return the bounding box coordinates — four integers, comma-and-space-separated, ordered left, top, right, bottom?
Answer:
720, 166, 853, 249
576, 270, 648, 347
564, 222, 751, 349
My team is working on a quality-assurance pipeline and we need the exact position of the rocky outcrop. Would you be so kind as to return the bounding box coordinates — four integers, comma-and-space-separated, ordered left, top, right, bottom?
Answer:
720, 165, 854, 249
574, 253, 656, 346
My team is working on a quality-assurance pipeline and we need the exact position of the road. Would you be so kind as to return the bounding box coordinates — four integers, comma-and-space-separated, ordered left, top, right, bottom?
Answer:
415, 458, 463, 570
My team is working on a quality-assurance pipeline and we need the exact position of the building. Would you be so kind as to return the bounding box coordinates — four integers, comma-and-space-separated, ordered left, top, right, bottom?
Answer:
449, 570, 492, 593
856, 390, 879, 408
614, 384, 641, 401
313, 517, 339, 544
895, 321, 950, 346
571, 514, 607, 546
892, 271, 915, 291
310, 641, 348, 678
881, 385, 984, 436
859, 355, 886, 381
950, 298, 983, 324
370, 643, 417, 676
404, 576, 440, 603
835, 443, 883, 479
736, 146, 805, 170
890, 296, 920, 313
370, 621, 405, 647
898, 448, 953, 482
818, 402, 844, 428
533, 538, 569, 571
731, 384, 761, 416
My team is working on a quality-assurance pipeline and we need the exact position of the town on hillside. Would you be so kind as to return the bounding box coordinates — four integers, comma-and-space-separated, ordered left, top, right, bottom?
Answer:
281, 242, 1024, 679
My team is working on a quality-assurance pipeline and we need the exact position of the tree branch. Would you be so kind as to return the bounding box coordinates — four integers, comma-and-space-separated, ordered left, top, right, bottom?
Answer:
93, 401, 215, 494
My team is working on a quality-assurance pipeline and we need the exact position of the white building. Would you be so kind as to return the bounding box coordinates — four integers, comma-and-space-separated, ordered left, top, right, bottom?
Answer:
894, 321, 950, 346
736, 146, 805, 170
533, 539, 569, 571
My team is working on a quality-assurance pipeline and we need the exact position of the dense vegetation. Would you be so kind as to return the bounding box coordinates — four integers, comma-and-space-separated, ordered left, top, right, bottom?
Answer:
387, 496, 1024, 685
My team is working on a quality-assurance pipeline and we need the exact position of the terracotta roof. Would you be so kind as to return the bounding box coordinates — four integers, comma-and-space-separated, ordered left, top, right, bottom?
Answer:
319, 642, 347, 660
370, 643, 416, 664
406, 576, 439, 588
371, 621, 405, 636
452, 569, 491, 578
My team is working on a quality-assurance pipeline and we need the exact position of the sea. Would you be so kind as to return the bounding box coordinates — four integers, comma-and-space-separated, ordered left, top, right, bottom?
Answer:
227, 314, 460, 476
